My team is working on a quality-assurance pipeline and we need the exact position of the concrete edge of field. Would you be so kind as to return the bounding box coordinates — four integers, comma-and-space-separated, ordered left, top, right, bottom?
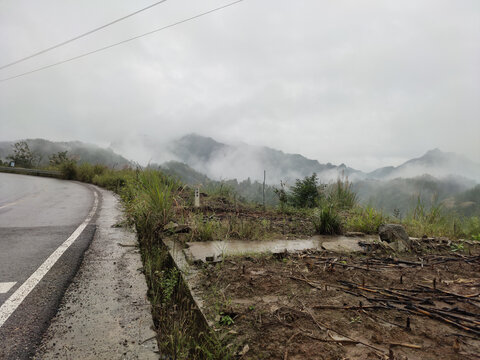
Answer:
34, 186, 159, 359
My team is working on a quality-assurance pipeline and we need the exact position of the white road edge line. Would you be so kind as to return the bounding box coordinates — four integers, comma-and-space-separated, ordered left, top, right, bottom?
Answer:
0, 190, 99, 328
0, 282, 17, 294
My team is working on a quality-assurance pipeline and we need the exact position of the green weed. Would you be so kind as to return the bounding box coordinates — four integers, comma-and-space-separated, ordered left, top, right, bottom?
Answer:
313, 206, 342, 235
345, 206, 386, 234
192, 216, 219, 242
219, 313, 234, 326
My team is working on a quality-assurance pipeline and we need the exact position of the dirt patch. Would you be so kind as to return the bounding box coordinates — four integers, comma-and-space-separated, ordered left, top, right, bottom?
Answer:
197, 249, 480, 359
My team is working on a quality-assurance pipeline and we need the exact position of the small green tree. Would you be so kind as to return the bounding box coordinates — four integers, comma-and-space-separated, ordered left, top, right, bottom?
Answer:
7, 141, 38, 168
49, 150, 71, 166
290, 173, 321, 208
274, 180, 288, 211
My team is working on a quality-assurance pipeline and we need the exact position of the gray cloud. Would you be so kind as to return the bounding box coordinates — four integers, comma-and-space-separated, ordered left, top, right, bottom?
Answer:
1, 0, 479, 172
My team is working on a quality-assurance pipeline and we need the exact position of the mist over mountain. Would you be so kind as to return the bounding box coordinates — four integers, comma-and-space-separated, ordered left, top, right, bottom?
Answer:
0, 139, 131, 168
166, 134, 362, 184
153, 134, 479, 216
368, 148, 480, 182
354, 175, 476, 217
160, 134, 480, 185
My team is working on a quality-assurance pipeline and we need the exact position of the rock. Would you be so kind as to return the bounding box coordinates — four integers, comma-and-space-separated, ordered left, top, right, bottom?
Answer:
378, 224, 411, 252
379, 224, 409, 242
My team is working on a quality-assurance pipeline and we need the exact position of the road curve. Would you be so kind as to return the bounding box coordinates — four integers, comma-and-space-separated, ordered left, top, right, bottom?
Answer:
0, 172, 98, 359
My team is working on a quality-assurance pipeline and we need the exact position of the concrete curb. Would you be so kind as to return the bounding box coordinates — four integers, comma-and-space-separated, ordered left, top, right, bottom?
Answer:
34, 187, 158, 359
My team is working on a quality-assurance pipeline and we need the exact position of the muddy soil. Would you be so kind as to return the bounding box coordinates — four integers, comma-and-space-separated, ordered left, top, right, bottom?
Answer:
198, 249, 480, 360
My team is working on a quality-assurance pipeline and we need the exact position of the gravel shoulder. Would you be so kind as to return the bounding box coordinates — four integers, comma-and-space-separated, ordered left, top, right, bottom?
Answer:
34, 186, 158, 359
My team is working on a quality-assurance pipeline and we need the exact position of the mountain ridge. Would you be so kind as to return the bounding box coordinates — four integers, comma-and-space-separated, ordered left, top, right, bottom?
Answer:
168, 134, 362, 184
367, 148, 480, 181
167, 134, 479, 183
0, 138, 131, 168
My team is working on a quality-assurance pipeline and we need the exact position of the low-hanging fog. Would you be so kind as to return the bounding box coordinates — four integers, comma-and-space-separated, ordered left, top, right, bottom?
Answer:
1, 0, 479, 173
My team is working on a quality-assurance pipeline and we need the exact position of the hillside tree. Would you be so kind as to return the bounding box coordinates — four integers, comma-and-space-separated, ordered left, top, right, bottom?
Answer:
7, 141, 38, 168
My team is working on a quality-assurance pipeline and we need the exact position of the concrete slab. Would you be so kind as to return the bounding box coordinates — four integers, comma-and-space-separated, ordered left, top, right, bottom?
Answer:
321, 238, 365, 252
184, 235, 378, 263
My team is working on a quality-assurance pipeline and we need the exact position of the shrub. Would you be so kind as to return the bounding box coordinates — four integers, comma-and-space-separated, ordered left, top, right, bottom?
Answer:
77, 163, 95, 183
290, 173, 321, 208
93, 164, 106, 176
59, 160, 78, 180
313, 206, 342, 235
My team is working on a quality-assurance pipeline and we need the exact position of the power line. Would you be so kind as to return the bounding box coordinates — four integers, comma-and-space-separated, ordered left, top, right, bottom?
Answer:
0, 0, 243, 83
0, 0, 168, 71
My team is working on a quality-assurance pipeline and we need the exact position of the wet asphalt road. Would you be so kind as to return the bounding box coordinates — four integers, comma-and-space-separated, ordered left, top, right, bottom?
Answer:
0, 173, 98, 359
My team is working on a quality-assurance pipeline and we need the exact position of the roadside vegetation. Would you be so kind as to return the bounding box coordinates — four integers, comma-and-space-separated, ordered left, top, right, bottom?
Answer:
2, 143, 480, 358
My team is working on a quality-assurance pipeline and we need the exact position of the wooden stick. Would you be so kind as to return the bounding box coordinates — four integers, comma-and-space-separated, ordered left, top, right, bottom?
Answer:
284, 332, 301, 360
312, 305, 386, 310
389, 342, 422, 349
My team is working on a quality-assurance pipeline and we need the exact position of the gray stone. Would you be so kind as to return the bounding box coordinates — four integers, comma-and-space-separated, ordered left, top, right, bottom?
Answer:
379, 224, 409, 242
378, 224, 411, 252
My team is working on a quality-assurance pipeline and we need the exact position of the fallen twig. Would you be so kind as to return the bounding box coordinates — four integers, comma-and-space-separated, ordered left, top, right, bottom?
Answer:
283, 332, 301, 360
313, 304, 386, 310
389, 342, 422, 349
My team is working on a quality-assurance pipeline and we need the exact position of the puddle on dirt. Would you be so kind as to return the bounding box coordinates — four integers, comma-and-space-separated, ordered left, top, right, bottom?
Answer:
184, 235, 379, 262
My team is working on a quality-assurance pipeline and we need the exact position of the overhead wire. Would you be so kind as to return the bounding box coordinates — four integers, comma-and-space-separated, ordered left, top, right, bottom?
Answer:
0, 0, 168, 71
0, 0, 243, 83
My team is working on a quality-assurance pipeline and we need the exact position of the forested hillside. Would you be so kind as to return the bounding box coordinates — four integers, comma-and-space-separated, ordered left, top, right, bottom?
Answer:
0, 139, 131, 168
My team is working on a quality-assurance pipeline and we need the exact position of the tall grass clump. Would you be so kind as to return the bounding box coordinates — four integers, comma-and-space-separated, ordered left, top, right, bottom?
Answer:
127, 170, 179, 242
327, 178, 358, 210
401, 196, 453, 238
462, 216, 480, 240
92, 169, 131, 193
345, 206, 386, 234
313, 206, 342, 235
192, 216, 218, 242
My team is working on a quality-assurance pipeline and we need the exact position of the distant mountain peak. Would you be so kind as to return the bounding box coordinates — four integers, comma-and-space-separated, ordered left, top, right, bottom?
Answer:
426, 148, 442, 153
368, 148, 480, 181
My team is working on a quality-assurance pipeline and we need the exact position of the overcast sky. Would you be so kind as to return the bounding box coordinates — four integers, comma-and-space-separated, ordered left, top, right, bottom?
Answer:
0, 0, 479, 171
